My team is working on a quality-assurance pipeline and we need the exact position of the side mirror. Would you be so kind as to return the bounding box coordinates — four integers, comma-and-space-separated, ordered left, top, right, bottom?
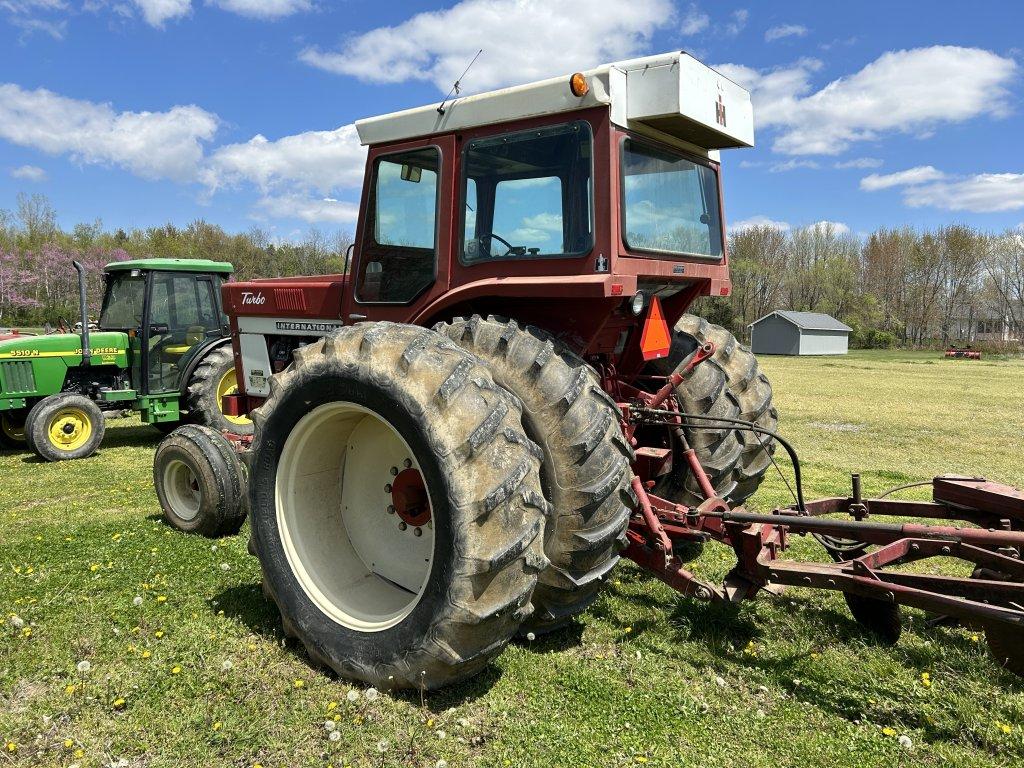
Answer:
400, 164, 422, 183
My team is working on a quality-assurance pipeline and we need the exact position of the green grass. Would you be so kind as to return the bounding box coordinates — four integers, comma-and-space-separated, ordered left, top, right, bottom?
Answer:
2, 349, 1023, 767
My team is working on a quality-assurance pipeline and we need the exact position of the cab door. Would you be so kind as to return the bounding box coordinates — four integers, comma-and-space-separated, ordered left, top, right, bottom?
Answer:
342, 136, 455, 323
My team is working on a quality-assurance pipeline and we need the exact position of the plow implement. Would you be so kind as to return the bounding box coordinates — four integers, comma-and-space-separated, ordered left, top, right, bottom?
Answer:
620, 345, 1024, 677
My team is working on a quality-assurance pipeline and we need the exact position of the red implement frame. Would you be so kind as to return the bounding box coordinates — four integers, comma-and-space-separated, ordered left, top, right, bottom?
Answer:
614, 346, 1024, 643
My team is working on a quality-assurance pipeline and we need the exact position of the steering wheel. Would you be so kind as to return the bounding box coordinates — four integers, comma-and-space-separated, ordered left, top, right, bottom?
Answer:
480, 233, 515, 257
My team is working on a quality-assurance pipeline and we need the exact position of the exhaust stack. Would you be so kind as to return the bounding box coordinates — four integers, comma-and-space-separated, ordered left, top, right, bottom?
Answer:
72, 260, 91, 367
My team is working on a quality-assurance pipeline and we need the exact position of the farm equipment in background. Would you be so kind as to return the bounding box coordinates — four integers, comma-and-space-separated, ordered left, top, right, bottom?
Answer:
153, 51, 1024, 688
0, 259, 251, 461
945, 345, 982, 360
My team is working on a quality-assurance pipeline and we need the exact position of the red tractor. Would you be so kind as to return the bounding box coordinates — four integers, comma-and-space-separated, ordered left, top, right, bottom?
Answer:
154, 52, 1024, 689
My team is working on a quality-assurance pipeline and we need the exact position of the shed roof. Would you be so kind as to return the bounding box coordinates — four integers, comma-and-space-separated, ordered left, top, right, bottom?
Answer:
751, 311, 852, 332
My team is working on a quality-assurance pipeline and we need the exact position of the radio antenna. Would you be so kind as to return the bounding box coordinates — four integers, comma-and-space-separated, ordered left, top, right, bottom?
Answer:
437, 49, 483, 115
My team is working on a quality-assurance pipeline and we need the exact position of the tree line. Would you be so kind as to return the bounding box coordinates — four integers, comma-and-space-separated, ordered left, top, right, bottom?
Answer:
2, 193, 1022, 350
701, 222, 1024, 349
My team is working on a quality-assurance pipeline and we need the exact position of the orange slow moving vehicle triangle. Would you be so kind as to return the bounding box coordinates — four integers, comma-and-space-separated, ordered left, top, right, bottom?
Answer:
640, 295, 672, 361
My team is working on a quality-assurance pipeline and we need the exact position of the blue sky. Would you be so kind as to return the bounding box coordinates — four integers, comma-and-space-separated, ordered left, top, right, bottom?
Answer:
1, 0, 1022, 240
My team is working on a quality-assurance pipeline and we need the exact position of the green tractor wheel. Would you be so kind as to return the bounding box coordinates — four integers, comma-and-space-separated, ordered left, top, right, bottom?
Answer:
25, 394, 105, 462
0, 412, 28, 449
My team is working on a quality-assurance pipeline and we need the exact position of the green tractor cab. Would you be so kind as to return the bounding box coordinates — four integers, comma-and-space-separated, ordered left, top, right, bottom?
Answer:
0, 258, 251, 461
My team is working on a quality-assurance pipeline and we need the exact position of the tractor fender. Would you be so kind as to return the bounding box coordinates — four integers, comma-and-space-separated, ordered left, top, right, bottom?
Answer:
177, 337, 233, 399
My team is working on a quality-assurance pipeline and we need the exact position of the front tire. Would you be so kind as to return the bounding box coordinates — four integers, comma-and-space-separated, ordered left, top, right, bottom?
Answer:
25, 394, 105, 462
186, 345, 254, 436
154, 424, 247, 537
0, 411, 28, 449
438, 316, 633, 635
248, 323, 549, 689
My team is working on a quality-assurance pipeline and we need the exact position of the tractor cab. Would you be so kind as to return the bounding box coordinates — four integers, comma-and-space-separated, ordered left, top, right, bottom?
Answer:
99, 259, 233, 398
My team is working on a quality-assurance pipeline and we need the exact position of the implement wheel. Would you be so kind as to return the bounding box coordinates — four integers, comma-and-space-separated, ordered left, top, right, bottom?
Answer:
25, 394, 105, 462
986, 621, 1024, 677
650, 314, 777, 506
247, 323, 548, 689
154, 424, 247, 537
844, 593, 902, 645
0, 411, 27, 449
186, 345, 253, 436
439, 316, 633, 634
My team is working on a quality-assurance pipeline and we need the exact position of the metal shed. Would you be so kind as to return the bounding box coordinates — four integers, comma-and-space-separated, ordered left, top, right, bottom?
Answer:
750, 311, 852, 356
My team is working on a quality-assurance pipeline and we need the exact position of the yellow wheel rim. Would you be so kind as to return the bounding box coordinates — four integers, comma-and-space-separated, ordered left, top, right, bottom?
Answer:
217, 368, 251, 427
47, 407, 93, 452
1, 414, 25, 442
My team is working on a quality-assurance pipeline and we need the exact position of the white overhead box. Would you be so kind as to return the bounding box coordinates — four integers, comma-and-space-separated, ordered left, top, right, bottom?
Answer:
355, 51, 754, 152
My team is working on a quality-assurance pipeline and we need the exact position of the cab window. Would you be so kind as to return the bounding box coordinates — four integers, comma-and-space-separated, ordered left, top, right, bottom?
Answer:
356, 147, 440, 303
461, 121, 592, 262
99, 272, 145, 330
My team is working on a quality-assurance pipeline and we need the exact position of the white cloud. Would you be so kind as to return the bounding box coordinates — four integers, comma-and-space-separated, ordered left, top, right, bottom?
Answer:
202, 124, 364, 194
0, 83, 218, 181
209, 0, 311, 19
769, 158, 820, 172
860, 165, 1024, 212
255, 194, 360, 224
834, 157, 882, 169
299, 0, 675, 92
802, 220, 850, 234
680, 3, 708, 34
717, 46, 1017, 156
725, 8, 748, 36
2, 0, 68, 38
859, 165, 945, 191
132, 0, 190, 27
10, 164, 46, 181
730, 215, 790, 233
765, 24, 807, 42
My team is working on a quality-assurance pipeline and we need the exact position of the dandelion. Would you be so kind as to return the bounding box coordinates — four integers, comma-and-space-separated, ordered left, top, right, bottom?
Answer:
324, 720, 336, 732
63, 739, 73, 749
221, 660, 233, 672
293, 679, 305, 689
5, 742, 16, 753
327, 701, 338, 712
213, 722, 222, 731
882, 727, 896, 737
436, 761, 449, 768
156, 596, 167, 603
113, 698, 126, 709
89, 564, 100, 572
22, 627, 31, 637
154, 631, 165, 638
346, 690, 359, 703
132, 596, 143, 607
635, 758, 648, 764
74, 748, 84, 758
436, 730, 446, 740
171, 666, 182, 675
65, 684, 77, 695
142, 651, 151, 659
376, 740, 389, 753
220, 563, 230, 571
9, 615, 24, 629
329, 730, 341, 742
76, 660, 91, 673
247, 643, 257, 651
998, 722, 1012, 735
112, 533, 121, 541
898, 734, 913, 750
364, 687, 379, 701
526, 632, 536, 641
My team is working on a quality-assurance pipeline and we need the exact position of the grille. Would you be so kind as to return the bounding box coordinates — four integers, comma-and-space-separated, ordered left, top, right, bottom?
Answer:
274, 288, 307, 311
1, 360, 35, 395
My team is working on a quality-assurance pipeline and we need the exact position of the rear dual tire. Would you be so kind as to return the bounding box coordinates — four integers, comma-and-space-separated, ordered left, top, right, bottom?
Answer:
248, 323, 549, 689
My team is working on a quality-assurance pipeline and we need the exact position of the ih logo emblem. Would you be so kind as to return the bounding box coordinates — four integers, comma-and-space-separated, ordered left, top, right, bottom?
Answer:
715, 93, 727, 127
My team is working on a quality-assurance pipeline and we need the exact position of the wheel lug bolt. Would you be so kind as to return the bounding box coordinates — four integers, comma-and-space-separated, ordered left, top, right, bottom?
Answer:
384, 484, 392, 493
413, 527, 422, 537
403, 458, 412, 468
398, 522, 407, 531
387, 505, 396, 514
390, 466, 399, 476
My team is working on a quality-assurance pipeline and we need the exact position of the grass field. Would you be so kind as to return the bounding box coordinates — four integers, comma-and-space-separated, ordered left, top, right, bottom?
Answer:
2, 349, 1023, 768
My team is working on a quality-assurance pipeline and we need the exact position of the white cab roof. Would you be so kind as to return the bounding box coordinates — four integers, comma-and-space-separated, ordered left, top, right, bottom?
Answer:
355, 51, 754, 153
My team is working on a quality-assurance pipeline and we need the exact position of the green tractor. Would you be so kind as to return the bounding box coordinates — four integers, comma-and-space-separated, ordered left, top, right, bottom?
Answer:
0, 258, 252, 461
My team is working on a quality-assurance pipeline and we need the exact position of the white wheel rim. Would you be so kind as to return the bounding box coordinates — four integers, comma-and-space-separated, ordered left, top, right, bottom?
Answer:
276, 402, 435, 632
163, 458, 202, 521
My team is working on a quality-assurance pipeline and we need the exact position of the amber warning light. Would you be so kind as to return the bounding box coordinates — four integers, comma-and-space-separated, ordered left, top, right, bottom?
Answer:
569, 72, 590, 97
639, 296, 672, 361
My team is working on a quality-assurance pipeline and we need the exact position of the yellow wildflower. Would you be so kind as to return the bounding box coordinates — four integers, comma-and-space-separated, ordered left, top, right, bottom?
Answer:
65, 684, 77, 695
156, 595, 167, 603
5, 742, 16, 753
294, 679, 305, 689
998, 723, 1012, 735
882, 727, 896, 737
113, 698, 126, 709
142, 650, 152, 659
89, 564, 100, 572
155, 631, 165, 638
63, 739, 73, 749
213, 722, 223, 731
171, 666, 182, 675
75, 749, 84, 758
22, 627, 32, 637
327, 701, 338, 712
